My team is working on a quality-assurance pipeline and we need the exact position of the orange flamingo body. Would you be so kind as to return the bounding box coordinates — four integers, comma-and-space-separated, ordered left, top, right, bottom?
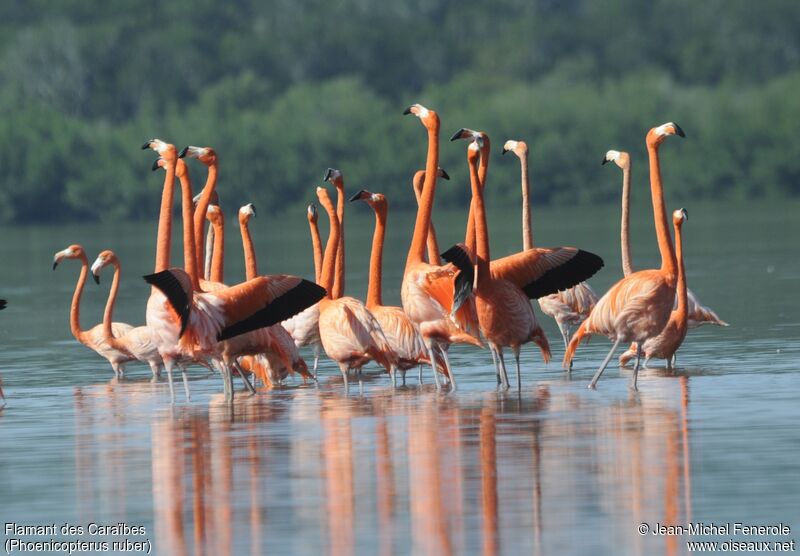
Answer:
563, 123, 685, 389
619, 209, 690, 368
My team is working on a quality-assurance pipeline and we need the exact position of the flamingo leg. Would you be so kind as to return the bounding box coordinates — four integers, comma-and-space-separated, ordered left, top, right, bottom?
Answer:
339, 363, 349, 394
425, 343, 441, 390
496, 347, 510, 390
233, 361, 256, 394
180, 365, 191, 402
559, 323, 570, 350
149, 361, 161, 379
513, 346, 522, 391
312, 344, 320, 375
490, 346, 500, 385
164, 358, 176, 403
225, 365, 235, 402
390, 365, 397, 388
440, 346, 457, 391
588, 338, 622, 390
631, 344, 643, 391
418, 364, 423, 384
0, 379, 5, 405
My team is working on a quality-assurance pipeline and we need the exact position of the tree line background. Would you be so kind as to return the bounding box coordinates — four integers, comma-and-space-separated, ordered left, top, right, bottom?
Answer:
0, 0, 798, 223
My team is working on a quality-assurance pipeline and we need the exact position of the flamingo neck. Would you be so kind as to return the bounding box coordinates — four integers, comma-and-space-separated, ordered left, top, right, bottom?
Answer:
465, 139, 490, 254
674, 221, 687, 323
240, 218, 258, 281
193, 163, 218, 279
333, 183, 345, 299
469, 153, 490, 288
412, 170, 441, 265
204, 225, 214, 281
647, 143, 677, 276
520, 152, 533, 250
102, 260, 122, 340
210, 216, 225, 284
309, 219, 323, 283
320, 200, 340, 296
406, 123, 440, 269
70, 253, 89, 343
621, 162, 634, 277
177, 170, 200, 291
154, 162, 176, 273
366, 204, 387, 308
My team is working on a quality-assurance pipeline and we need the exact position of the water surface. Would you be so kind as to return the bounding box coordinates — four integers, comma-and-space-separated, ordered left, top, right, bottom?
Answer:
0, 200, 798, 555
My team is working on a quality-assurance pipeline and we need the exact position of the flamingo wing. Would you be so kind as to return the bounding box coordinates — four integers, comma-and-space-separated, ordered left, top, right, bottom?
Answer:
143, 268, 193, 336
489, 247, 603, 299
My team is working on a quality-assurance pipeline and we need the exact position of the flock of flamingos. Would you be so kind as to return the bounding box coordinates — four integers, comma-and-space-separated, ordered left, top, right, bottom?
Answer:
1, 103, 730, 405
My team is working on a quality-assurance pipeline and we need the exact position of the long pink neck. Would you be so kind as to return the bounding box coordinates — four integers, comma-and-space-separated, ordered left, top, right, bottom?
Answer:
674, 221, 687, 325
468, 150, 490, 288
193, 163, 218, 279
177, 167, 200, 291
319, 197, 340, 296
406, 121, 440, 269
309, 218, 323, 283
240, 218, 258, 281
412, 170, 441, 265
620, 162, 634, 277
465, 138, 490, 254
102, 260, 122, 340
366, 204, 387, 308
70, 253, 89, 343
154, 162, 176, 273
210, 216, 225, 284
647, 142, 677, 276
520, 151, 532, 250
333, 183, 345, 299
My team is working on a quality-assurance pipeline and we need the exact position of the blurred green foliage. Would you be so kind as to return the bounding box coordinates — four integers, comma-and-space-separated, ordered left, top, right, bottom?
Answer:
0, 0, 798, 223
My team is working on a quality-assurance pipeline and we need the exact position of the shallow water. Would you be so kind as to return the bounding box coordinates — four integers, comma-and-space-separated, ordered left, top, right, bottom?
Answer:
0, 200, 798, 555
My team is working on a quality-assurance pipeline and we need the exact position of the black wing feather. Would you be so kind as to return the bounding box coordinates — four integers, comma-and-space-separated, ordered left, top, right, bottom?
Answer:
218, 279, 326, 341
440, 244, 474, 314
522, 249, 604, 299
143, 270, 192, 337
0, 299, 6, 310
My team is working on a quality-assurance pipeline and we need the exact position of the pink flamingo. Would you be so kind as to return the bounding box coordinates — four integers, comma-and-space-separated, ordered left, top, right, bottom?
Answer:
563, 123, 685, 389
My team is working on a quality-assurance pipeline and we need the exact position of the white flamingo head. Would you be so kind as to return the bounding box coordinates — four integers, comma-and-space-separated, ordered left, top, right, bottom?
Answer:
239, 203, 256, 222
323, 168, 343, 185
673, 208, 688, 225
307, 203, 318, 223
648, 122, 686, 146
90, 250, 116, 284
502, 140, 528, 158
179, 145, 217, 166
53, 244, 84, 270
602, 149, 630, 169
403, 103, 438, 128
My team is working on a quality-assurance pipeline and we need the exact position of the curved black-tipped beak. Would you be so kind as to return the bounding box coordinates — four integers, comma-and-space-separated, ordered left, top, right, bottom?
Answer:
93, 274, 100, 285
402, 106, 412, 115
502, 148, 509, 155
178, 146, 189, 158
151, 159, 160, 172
681, 208, 689, 221
440, 169, 450, 180
674, 123, 686, 138
52, 261, 59, 270
323, 168, 334, 182
141, 141, 151, 150
601, 156, 609, 165
349, 190, 368, 202
250, 204, 257, 217
450, 128, 467, 142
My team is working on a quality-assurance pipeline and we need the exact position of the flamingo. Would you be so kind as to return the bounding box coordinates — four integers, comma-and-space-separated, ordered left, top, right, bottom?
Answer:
324, 168, 347, 299
411, 168, 450, 265
281, 204, 323, 372
179, 145, 219, 281
89, 250, 163, 378
619, 209, 690, 368
401, 104, 482, 391
503, 139, 599, 351
563, 123, 685, 389
350, 189, 440, 386
235, 203, 312, 386
603, 149, 727, 330
52, 244, 134, 376
457, 137, 550, 390
141, 140, 324, 401
315, 186, 394, 391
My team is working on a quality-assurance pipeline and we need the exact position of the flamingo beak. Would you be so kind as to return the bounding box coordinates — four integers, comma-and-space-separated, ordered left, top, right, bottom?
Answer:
402, 106, 413, 115
673, 123, 686, 138
601, 156, 609, 165
502, 148, 509, 155
151, 159, 161, 172
450, 129, 467, 142
178, 146, 189, 158
141, 140, 152, 150
349, 190, 369, 202
681, 208, 689, 221
440, 169, 450, 180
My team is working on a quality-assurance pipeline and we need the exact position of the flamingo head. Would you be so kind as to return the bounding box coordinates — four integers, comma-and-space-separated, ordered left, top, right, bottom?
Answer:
323, 168, 344, 187
53, 244, 85, 270
467, 140, 481, 163
206, 204, 224, 226
142, 139, 176, 160
90, 250, 117, 285
349, 189, 387, 211
450, 127, 486, 148
647, 122, 686, 147
179, 146, 217, 166
307, 203, 318, 224
316, 187, 335, 212
239, 203, 256, 225
672, 208, 688, 225
502, 140, 528, 158
602, 150, 630, 170
403, 104, 439, 129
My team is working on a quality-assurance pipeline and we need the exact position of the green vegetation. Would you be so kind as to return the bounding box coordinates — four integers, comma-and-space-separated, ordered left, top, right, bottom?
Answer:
1, 0, 798, 223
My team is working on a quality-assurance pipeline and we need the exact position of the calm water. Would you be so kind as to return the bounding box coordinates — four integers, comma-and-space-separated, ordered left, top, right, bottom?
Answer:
0, 200, 798, 555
